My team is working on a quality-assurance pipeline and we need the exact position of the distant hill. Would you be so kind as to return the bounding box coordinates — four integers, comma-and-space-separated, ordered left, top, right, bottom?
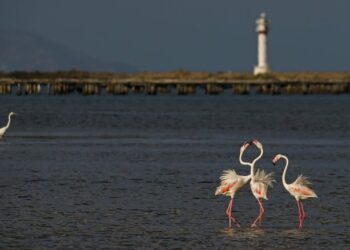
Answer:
0, 30, 136, 72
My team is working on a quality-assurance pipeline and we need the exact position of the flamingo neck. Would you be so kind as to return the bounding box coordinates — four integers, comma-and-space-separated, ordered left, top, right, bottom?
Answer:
239, 148, 253, 180
251, 147, 263, 176
5, 113, 12, 129
239, 148, 251, 167
281, 155, 289, 188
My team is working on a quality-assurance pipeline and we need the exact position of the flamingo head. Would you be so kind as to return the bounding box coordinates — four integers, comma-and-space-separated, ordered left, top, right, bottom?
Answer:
240, 141, 250, 152
251, 139, 262, 149
272, 154, 282, 165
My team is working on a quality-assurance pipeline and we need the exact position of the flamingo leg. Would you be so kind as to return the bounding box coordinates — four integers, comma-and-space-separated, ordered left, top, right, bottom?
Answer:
251, 198, 264, 227
226, 198, 233, 228
258, 199, 264, 225
230, 199, 241, 228
225, 197, 240, 228
300, 201, 306, 229
296, 200, 302, 229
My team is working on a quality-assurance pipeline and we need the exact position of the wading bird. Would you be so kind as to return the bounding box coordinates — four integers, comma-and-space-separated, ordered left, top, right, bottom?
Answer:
272, 154, 318, 229
0, 112, 17, 138
239, 139, 274, 227
249, 140, 274, 227
215, 142, 251, 229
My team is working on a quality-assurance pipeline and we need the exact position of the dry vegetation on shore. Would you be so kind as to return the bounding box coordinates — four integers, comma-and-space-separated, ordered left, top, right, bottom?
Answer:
1, 71, 350, 81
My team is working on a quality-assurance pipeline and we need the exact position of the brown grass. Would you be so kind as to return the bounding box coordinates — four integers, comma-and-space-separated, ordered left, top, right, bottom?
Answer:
1, 70, 350, 81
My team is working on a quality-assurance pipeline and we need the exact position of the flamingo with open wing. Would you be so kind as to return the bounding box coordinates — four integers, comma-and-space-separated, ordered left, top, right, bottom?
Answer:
215, 142, 251, 229
249, 140, 275, 227
239, 139, 275, 227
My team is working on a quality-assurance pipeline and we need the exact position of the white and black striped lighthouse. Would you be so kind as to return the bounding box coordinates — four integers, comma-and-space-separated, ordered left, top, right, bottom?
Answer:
254, 13, 271, 75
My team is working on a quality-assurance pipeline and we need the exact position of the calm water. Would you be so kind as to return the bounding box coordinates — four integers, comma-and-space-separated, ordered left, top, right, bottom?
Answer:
0, 94, 349, 249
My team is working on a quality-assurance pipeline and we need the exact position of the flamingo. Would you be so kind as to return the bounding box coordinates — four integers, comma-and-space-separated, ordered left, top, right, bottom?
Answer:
272, 154, 318, 229
215, 141, 251, 229
248, 139, 275, 227
0, 112, 17, 138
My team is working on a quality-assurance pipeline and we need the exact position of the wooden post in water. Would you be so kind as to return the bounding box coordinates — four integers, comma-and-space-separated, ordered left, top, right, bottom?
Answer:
232, 84, 250, 94
331, 83, 345, 94
271, 84, 281, 94
7, 84, 12, 94
285, 83, 306, 94
16, 83, 23, 95
256, 84, 269, 94
24, 83, 31, 95
36, 83, 41, 94
49, 83, 67, 95
157, 85, 171, 94
82, 84, 89, 95
302, 83, 309, 94
82, 84, 100, 95
308, 84, 320, 94
24, 83, 40, 95
146, 84, 157, 95
0, 84, 11, 95
107, 84, 129, 95
131, 85, 145, 94
255, 83, 280, 94
176, 84, 196, 95
205, 84, 223, 95
5, 84, 11, 94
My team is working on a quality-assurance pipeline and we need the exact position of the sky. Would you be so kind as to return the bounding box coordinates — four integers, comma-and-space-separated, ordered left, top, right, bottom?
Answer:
0, 0, 349, 72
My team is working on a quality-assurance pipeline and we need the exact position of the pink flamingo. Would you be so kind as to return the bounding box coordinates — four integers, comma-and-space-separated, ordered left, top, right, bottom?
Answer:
215, 141, 251, 229
272, 154, 318, 229
249, 140, 275, 227
239, 139, 274, 227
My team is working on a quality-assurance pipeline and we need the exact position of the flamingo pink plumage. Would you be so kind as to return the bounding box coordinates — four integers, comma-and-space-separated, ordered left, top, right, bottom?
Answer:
249, 139, 275, 227
215, 141, 251, 229
239, 139, 275, 227
272, 154, 318, 229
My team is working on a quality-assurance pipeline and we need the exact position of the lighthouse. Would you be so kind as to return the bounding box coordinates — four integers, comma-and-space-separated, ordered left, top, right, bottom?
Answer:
254, 13, 271, 75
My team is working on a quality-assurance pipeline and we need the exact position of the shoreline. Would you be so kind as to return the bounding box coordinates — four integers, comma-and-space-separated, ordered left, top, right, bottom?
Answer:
0, 71, 349, 95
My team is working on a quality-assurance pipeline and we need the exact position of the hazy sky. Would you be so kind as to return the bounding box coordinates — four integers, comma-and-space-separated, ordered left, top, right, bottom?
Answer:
0, 0, 349, 72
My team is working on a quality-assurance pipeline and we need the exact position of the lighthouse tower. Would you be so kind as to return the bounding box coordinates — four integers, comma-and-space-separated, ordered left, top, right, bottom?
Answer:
254, 13, 271, 75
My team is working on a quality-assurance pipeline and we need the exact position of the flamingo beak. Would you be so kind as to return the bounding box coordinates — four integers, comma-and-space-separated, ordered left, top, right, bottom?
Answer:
251, 139, 261, 147
272, 158, 278, 165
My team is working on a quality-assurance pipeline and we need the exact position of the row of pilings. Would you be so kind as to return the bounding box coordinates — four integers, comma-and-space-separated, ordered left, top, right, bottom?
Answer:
0, 82, 349, 95
255, 83, 349, 94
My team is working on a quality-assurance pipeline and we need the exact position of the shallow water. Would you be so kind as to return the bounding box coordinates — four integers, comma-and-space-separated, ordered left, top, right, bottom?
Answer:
0, 94, 349, 249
